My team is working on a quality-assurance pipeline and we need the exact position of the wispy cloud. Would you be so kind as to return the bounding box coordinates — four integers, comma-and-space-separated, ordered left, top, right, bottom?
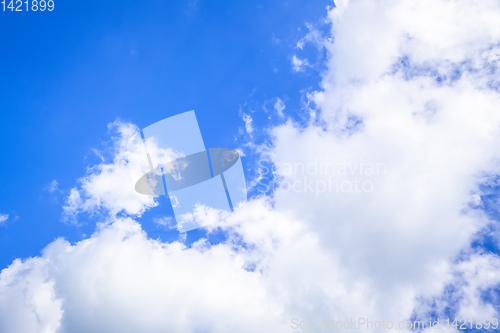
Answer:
62, 120, 171, 223
274, 98, 285, 118
291, 54, 310, 72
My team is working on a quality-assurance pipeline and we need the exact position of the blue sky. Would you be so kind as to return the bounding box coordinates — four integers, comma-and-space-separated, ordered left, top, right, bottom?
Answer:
0, 0, 329, 268
2, 1, 500, 332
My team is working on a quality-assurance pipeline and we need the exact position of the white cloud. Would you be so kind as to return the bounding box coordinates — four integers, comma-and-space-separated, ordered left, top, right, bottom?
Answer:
0, 204, 309, 333
415, 251, 500, 327
296, 23, 325, 51
291, 55, 310, 72
2, 0, 500, 332
0, 214, 8, 224
0, 257, 63, 333
242, 113, 254, 136
47, 180, 60, 193
274, 97, 286, 118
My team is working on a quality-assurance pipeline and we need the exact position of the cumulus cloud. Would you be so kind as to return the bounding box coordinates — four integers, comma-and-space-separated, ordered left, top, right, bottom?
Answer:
0, 256, 63, 333
0, 214, 8, 224
0, 202, 320, 333
2, 0, 500, 332
271, 0, 500, 323
296, 23, 326, 52
47, 180, 60, 193
62, 120, 180, 222
241, 113, 254, 136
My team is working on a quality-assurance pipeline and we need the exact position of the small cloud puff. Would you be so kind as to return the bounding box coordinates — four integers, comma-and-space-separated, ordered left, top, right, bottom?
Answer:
291, 55, 310, 72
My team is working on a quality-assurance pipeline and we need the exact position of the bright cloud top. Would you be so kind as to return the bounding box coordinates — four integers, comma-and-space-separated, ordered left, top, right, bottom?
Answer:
2, 0, 500, 332
62, 120, 177, 222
